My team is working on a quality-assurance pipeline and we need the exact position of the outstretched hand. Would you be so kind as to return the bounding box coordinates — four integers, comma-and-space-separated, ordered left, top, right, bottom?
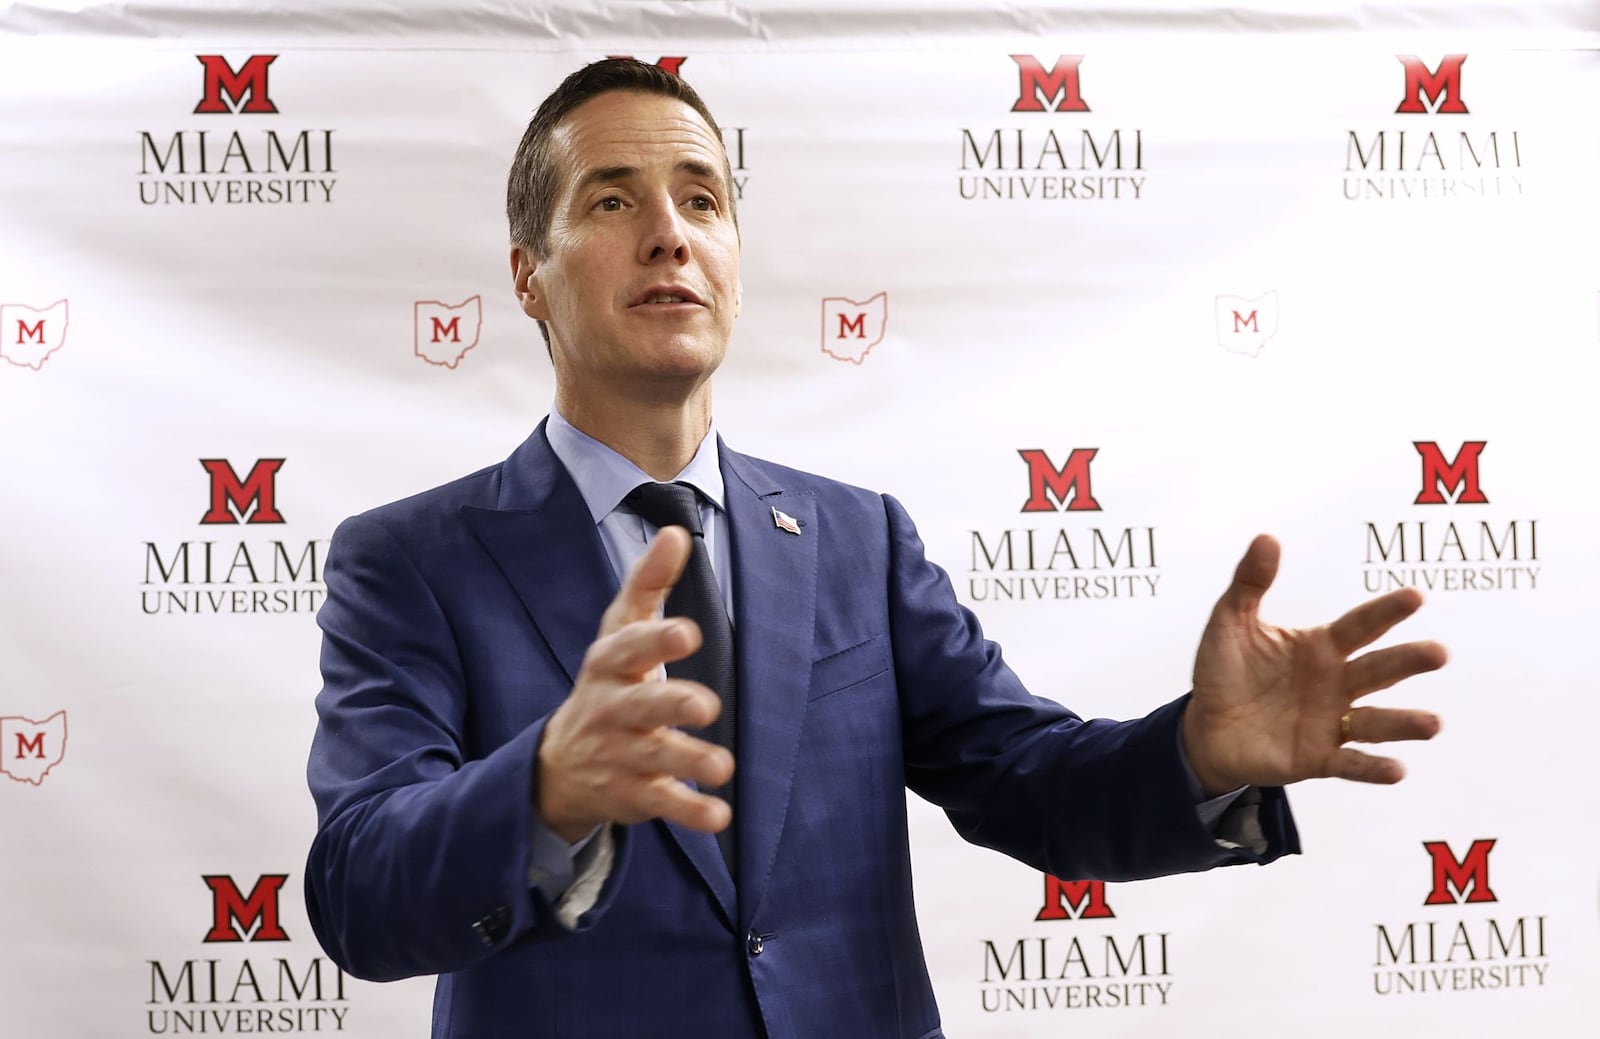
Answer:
1181, 535, 1447, 798
536, 526, 734, 843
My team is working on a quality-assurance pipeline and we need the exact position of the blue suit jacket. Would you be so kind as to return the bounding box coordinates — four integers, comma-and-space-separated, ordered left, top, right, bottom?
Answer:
305, 424, 1297, 1038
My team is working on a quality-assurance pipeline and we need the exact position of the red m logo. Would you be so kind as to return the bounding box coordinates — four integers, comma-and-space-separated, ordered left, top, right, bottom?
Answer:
1422, 839, 1497, 905
430, 316, 461, 343
1035, 876, 1114, 921
1018, 448, 1101, 513
194, 55, 279, 115
15, 319, 44, 344
0, 712, 66, 786
1010, 55, 1089, 113
606, 55, 687, 76
1414, 441, 1487, 505
836, 313, 867, 339
1396, 55, 1468, 115
203, 874, 290, 942
1232, 310, 1258, 333
199, 458, 286, 525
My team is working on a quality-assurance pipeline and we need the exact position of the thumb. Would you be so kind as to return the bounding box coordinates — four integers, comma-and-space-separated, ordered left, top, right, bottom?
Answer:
1217, 534, 1280, 617
599, 525, 693, 636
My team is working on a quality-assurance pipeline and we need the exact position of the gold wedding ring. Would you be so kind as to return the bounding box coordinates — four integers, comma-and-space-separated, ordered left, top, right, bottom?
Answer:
1340, 711, 1354, 743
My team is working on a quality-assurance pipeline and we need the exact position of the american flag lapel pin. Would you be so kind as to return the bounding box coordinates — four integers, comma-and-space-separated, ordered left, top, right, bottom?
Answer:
771, 507, 802, 536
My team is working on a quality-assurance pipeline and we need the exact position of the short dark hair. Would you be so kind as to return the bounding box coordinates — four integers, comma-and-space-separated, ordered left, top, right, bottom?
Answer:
506, 58, 736, 259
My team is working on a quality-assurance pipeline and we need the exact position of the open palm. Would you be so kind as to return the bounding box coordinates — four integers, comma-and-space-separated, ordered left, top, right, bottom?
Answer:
1182, 535, 1446, 797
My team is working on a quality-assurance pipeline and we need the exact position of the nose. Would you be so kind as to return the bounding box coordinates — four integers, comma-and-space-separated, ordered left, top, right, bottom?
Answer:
637, 194, 690, 266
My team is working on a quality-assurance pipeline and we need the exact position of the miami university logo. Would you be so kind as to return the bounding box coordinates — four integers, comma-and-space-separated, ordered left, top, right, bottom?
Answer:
1018, 448, 1101, 513
199, 458, 286, 525
413, 296, 484, 369
0, 711, 67, 786
203, 874, 291, 942
1213, 291, 1280, 358
1010, 55, 1089, 112
606, 55, 687, 76
820, 292, 888, 364
1422, 839, 1497, 905
1413, 441, 1487, 505
1035, 876, 1115, 921
0, 300, 69, 371
1396, 55, 1468, 115
194, 55, 279, 115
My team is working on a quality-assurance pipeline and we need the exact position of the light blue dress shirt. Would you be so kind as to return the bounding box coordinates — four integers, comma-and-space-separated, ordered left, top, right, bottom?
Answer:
545, 409, 734, 617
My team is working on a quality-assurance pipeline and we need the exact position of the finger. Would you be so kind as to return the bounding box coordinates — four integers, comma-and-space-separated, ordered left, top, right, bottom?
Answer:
1215, 534, 1280, 617
1341, 706, 1442, 745
1327, 586, 1425, 656
1343, 640, 1449, 697
598, 526, 693, 636
629, 726, 736, 789
617, 677, 722, 732
1325, 746, 1407, 784
582, 617, 703, 682
628, 774, 733, 833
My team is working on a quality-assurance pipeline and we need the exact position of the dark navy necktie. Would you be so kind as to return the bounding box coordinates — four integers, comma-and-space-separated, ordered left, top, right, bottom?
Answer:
624, 481, 737, 869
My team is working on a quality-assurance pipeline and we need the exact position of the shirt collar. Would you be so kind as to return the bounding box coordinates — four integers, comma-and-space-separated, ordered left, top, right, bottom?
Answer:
546, 408, 725, 525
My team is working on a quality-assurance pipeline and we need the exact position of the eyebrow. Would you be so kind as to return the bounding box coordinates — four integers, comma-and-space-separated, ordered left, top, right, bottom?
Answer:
573, 160, 727, 197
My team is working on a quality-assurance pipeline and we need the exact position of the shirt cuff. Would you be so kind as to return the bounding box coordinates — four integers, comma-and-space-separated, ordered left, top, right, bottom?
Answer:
527, 815, 616, 929
1177, 727, 1267, 854
556, 825, 615, 928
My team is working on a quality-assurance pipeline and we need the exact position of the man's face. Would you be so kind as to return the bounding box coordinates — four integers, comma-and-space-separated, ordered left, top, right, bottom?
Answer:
520, 90, 740, 401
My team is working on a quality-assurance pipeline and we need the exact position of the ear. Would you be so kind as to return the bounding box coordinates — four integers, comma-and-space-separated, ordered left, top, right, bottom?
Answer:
735, 280, 743, 318
510, 245, 551, 322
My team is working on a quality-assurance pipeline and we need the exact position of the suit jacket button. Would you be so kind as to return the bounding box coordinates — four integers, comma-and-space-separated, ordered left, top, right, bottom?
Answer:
472, 905, 511, 947
746, 930, 765, 956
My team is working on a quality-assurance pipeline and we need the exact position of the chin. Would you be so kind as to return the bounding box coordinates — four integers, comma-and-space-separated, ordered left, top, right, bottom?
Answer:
649, 335, 726, 374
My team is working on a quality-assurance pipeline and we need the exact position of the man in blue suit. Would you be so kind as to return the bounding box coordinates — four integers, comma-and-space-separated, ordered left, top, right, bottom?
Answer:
305, 60, 1446, 1037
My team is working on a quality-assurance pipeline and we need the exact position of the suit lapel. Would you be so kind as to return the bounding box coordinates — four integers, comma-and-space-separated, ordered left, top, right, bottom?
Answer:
459, 424, 617, 686
460, 423, 737, 928
660, 821, 737, 928
722, 446, 817, 924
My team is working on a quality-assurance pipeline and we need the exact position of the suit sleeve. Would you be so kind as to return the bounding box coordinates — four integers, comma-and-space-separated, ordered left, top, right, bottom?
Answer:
883, 494, 1300, 880
303, 514, 628, 982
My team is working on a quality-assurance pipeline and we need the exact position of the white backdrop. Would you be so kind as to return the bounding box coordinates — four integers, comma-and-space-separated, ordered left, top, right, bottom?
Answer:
2, 2, 1597, 1035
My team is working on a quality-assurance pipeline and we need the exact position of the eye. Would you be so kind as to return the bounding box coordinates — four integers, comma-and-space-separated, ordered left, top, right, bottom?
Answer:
686, 194, 716, 212
594, 196, 624, 212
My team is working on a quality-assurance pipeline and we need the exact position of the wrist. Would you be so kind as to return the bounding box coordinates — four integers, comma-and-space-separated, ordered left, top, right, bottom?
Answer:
1180, 701, 1237, 799
535, 761, 603, 843
534, 728, 603, 844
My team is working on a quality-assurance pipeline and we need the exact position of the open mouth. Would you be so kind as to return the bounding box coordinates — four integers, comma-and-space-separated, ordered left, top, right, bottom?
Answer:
631, 287, 705, 307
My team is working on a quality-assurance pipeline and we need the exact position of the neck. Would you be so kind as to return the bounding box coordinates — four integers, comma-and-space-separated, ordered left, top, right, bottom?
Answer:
555, 383, 713, 481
